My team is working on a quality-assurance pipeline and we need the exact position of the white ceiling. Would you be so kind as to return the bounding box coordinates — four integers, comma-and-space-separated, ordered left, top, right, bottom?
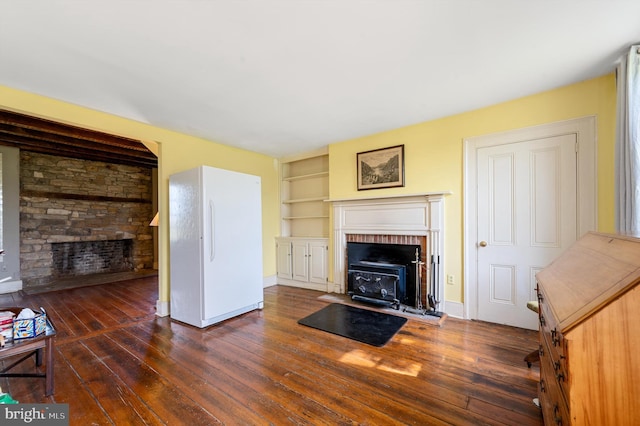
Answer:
1, 1, 639, 158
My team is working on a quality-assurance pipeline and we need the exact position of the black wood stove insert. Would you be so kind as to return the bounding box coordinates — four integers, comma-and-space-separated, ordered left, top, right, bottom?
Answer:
348, 261, 406, 309
346, 242, 420, 309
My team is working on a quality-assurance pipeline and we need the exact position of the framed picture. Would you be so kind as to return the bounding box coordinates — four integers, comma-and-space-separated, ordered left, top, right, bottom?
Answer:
357, 145, 405, 190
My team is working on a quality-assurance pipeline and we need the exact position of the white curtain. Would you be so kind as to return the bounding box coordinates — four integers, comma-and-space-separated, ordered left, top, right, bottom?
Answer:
615, 45, 640, 234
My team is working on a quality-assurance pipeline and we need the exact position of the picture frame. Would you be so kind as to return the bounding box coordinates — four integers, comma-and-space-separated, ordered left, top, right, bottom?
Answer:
357, 145, 405, 190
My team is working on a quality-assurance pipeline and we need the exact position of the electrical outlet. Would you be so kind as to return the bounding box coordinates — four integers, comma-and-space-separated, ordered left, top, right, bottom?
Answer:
447, 274, 454, 285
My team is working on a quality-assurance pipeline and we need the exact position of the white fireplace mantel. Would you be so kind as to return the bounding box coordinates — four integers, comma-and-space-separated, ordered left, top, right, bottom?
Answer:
331, 192, 450, 311
327, 191, 452, 204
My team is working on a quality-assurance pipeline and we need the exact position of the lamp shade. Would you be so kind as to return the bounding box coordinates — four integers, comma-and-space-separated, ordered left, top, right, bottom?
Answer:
149, 212, 159, 227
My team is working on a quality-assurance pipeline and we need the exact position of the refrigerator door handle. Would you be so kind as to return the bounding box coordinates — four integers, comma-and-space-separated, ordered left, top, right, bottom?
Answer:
209, 200, 215, 261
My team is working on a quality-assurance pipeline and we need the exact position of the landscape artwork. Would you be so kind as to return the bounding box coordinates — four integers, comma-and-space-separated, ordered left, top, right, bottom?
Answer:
357, 145, 404, 190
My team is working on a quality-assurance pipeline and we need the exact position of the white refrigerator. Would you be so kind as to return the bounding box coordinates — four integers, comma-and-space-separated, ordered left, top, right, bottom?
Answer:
169, 165, 263, 328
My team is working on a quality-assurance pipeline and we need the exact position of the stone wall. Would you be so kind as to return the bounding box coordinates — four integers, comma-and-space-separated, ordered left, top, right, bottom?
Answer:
19, 151, 154, 289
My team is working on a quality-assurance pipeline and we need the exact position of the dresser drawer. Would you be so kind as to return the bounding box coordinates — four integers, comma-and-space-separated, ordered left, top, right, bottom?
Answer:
538, 290, 570, 402
538, 287, 567, 360
539, 336, 570, 425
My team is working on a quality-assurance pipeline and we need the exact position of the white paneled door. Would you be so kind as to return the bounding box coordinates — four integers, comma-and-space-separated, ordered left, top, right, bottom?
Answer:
476, 134, 577, 329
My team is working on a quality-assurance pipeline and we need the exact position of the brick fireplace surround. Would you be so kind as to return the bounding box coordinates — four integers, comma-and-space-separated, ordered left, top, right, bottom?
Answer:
331, 193, 448, 313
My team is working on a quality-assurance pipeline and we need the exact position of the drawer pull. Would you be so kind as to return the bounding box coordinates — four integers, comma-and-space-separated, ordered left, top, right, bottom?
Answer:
539, 314, 546, 326
540, 378, 546, 393
551, 328, 560, 346
555, 371, 565, 382
554, 404, 563, 425
538, 344, 544, 358
553, 361, 561, 372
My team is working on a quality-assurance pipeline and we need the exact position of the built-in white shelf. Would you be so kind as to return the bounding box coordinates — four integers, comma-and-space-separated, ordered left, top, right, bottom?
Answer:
283, 215, 330, 220
280, 149, 329, 239
283, 197, 328, 204
283, 171, 329, 182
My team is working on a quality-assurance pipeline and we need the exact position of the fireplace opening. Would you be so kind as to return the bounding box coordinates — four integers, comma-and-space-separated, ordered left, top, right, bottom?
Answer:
346, 242, 421, 309
52, 239, 134, 278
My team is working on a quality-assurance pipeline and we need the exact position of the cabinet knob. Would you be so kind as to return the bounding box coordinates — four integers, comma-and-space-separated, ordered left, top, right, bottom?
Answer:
479, 241, 488, 247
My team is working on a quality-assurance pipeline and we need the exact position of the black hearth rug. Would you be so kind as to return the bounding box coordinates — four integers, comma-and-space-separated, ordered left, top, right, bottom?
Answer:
298, 303, 407, 347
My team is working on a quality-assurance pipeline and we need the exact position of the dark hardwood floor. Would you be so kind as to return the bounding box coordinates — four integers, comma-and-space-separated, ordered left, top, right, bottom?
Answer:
0, 278, 543, 425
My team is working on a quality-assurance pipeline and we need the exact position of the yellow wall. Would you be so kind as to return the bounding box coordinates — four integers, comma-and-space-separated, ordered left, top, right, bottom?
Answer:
329, 74, 617, 303
1, 73, 618, 307
0, 85, 280, 306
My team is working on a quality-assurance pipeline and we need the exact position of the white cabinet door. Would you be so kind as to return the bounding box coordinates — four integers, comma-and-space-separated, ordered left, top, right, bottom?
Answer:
276, 240, 292, 280
308, 241, 327, 284
291, 240, 310, 282
276, 238, 328, 289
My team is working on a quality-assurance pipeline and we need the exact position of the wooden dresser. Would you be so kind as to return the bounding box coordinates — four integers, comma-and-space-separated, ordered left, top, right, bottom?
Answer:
535, 232, 640, 425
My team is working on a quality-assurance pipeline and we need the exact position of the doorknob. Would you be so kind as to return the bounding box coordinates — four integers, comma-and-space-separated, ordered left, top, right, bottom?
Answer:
479, 241, 488, 247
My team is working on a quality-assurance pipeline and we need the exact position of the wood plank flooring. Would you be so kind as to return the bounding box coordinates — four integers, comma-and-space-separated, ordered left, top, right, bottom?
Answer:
0, 278, 543, 425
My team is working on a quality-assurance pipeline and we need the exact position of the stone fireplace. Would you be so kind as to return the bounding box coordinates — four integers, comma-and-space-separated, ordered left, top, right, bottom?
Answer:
19, 151, 155, 290
332, 193, 448, 313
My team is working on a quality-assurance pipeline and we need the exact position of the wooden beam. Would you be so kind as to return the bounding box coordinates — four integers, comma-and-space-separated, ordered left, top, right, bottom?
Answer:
0, 109, 157, 168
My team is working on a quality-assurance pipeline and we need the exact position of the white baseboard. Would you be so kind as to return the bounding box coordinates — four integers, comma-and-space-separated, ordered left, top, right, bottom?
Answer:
263, 274, 277, 288
276, 278, 327, 292
328, 281, 342, 293
0, 279, 22, 294
156, 300, 170, 317
444, 300, 464, 319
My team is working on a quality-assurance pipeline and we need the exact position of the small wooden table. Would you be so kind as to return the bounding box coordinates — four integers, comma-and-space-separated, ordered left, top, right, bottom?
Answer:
0, 308, 56, 396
